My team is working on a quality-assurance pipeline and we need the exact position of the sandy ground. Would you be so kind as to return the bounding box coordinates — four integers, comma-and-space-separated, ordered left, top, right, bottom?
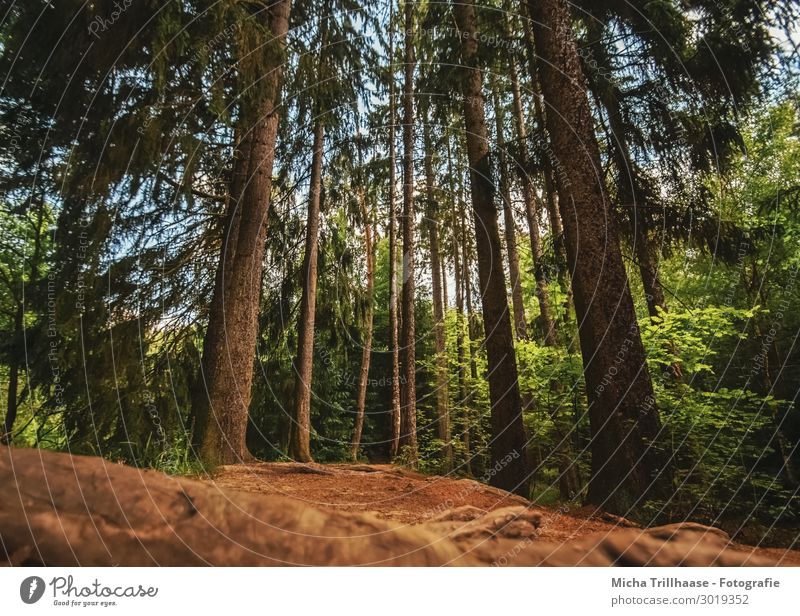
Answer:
205, 461, 800, 563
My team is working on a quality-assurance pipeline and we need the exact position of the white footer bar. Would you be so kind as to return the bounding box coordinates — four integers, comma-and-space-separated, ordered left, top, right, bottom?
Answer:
1, 567, 796, 614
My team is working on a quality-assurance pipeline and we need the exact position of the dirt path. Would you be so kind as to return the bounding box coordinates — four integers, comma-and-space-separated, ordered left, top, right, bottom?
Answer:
206, 462, 800, 562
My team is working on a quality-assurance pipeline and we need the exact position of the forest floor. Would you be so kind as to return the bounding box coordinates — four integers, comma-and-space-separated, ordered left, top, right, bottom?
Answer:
4, 446, 799, 565
206, 461, 800, 565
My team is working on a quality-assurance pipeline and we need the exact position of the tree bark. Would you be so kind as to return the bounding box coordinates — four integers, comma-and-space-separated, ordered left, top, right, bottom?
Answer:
190, 127, 245, 452
528, 0, 661, 513
424, 122, 452, 470
289, 119, 326, 463
350, 190, 375, 461
521, 19, 566, 258
194, 0, 292, 466
454, 0, 529, 496
398, 0, 417, 463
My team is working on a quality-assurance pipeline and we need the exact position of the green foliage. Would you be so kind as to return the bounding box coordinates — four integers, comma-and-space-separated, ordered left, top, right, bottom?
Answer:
138, 430, 205, 477
645, 383, 797, 528
641, 305, 756, 380
637, 303, 799, 532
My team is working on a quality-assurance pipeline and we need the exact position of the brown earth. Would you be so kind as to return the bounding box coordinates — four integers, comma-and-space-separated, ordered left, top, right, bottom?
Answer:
2, 445, 798, 566
209, 462, 617, 541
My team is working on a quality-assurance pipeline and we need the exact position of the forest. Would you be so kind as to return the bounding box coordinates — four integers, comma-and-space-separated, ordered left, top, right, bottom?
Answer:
1, 0, 800, 558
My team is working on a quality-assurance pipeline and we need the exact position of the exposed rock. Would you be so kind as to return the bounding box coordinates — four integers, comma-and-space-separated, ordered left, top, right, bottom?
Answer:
429, 505, 488, 523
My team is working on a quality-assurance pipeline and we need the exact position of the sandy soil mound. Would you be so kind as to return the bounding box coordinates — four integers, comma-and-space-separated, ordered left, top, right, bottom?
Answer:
2, 446, 797, 566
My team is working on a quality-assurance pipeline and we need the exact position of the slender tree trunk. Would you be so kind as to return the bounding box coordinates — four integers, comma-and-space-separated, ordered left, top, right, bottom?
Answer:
461, 217, 479, 354
454, 0, 529, 496
351, 193, 375, 461
636, 233, 668, 319
509, 55, 558, 347
492, 80, 536, 417
2, 303, 23, 444
521, 15, 572, 322
521, 20, 565, 257
289, 119, 326, 462
441, 259, 449, 309
452, 221, 466, 432
429, 224, 452, 467
507, 53, 577, 496
599, 85, 669, 321
490, 82, 528, 342
398, 0, 417, 463
528, 0, 661, 513
424, 122, 452, 470
449, 138, 471, 475
194, 0, 292, 466
594, 73, 682, 381
460, 196, 477, 475
387, 3, 402, 460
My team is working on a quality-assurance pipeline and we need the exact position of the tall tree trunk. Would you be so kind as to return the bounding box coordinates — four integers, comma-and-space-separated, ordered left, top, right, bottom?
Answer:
387, 1, 402, 460
2, 303, 23, 444
636, 232, 668, 321
509, 55, 558, 347
351, 191, 375, 461
593, 66, 681, 382
492, 80, 536, 419
424, 122, 452, 470
521, 19, 566, 259
190, 127, 245, 450
398, 0, 417, 463
506, 54, 578, 496
449, 138, 471, 475
520, 14, 572, 322
460, 194, 477, 475
454, 0, 529, 496
452, 226, 466, 433
598, 82, 669, 322
528, 0, 661, 513
289, 119, 326, 463
490, 81, 528, 342
194, 0, 292, 466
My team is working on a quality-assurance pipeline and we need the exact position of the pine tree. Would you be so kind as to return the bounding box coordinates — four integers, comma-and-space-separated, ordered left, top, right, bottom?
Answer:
453, 0, 529, 495
490, 78, 528, 342
423, 117, 452, 470
528, 0, 660, 511
196, 1, 293, 466
350, 134, 377, 461
387, 0, 402, 459
398, 0, 418, 463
